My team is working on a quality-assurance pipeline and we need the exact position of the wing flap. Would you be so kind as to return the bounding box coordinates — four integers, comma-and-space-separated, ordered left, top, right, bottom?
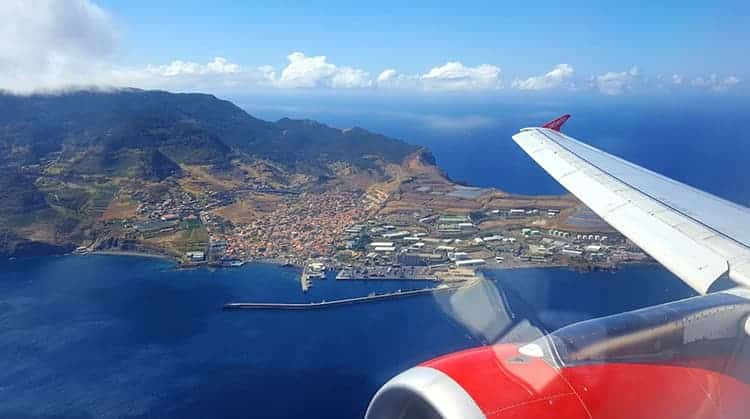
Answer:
513, 127, 750, 293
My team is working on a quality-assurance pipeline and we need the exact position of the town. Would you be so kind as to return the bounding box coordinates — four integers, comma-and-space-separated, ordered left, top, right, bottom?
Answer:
84, 163, 651, 287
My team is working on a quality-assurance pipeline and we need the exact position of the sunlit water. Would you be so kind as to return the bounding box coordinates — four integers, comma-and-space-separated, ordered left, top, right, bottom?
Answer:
0, 256, 692, 419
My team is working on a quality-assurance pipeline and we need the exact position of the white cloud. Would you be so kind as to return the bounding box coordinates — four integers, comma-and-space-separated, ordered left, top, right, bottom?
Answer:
276, 52, 370, 88
329, 66, 371, 88
148, 57, 241, 77
258, 65, 277, 83
512, 64, 575, 90
0, 0, 117, 92
724, 75, 741, 86
373, 69, 419, 89
655, 73, 683, 89
690, 74, 741, 92
376, 69, 397, 83
420, 62, 501, 91
691, 76, 710, 87
206, 57, 241, 74
277, 52, 335, 88
100, 57, 274, 92
593, 66, 641, 95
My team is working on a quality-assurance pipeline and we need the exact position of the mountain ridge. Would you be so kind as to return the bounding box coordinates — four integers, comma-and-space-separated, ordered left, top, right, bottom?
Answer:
0, 88, 438, 256
0, 88, 424, 174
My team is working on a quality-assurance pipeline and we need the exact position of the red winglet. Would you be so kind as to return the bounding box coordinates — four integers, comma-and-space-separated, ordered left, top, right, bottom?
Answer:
541, 114, 571, 131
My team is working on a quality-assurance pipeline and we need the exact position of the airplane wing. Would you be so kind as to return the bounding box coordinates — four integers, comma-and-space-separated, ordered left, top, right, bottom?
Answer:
512, 115, 750, 294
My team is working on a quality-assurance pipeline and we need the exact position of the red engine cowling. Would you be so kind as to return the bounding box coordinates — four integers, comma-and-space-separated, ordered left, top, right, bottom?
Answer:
365, 290, 750, 419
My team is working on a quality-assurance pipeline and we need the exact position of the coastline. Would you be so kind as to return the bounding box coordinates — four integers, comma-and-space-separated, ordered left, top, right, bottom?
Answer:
6, 250, 655, 280
481, 259, 657, 274
88, 252, 651, 279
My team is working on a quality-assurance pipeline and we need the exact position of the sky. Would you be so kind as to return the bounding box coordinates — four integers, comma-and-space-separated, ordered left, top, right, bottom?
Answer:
0, 0, 748, 96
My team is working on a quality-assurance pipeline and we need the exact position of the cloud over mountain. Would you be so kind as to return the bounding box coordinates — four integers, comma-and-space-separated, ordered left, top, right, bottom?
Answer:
0, 0, 116, 91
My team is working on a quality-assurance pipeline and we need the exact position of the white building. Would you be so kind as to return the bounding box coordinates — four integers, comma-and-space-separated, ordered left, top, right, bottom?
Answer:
185, 251, 205, 261
368, 242, 394, 248
383, 231, 410, 239
482, 235, 504, 242
562, 248, 583, 257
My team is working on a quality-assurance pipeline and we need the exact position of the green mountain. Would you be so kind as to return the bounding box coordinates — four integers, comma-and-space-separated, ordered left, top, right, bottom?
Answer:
0, 89, 421, 178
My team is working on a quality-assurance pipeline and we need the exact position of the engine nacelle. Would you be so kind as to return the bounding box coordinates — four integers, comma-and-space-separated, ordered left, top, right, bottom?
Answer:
366, 290, 750, 419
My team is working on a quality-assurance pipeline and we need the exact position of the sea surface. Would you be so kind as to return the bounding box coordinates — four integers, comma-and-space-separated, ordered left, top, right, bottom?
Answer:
0, 256, 694, 419
2, 100, 747, 418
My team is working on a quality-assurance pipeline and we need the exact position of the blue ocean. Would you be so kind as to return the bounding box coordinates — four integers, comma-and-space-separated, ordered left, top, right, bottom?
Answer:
1, 98, 747, 418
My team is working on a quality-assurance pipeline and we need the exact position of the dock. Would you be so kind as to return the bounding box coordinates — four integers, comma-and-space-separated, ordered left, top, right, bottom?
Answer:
223, 281, 474, 311
299, 261, 326, 292
300, 272, 312, 292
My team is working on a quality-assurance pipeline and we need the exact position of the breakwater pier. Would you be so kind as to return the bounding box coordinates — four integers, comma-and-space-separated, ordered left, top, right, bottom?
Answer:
223, 280, 476, 310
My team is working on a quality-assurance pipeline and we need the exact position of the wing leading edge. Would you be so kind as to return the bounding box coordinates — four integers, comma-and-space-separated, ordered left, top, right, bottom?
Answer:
512, 116, 750, 294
